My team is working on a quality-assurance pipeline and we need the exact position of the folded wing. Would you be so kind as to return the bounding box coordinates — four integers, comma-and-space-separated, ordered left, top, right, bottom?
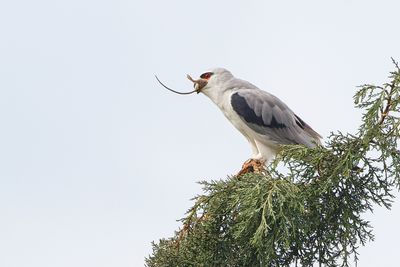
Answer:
231, 90, 321, 147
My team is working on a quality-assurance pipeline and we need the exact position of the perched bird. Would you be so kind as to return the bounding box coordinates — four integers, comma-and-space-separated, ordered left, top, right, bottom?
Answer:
157, 68, 322, 175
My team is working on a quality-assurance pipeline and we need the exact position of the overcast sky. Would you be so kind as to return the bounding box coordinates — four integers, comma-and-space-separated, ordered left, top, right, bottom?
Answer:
1, 0, 399, 266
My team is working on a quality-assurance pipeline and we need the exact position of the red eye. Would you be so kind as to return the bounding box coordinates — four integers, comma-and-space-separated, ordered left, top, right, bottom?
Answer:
200, 72, 213, 80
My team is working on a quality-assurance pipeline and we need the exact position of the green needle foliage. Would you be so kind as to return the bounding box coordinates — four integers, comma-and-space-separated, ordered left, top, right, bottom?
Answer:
146, 61, 400, 267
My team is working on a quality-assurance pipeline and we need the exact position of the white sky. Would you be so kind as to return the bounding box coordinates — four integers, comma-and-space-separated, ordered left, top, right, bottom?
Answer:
0, 0, 399, 266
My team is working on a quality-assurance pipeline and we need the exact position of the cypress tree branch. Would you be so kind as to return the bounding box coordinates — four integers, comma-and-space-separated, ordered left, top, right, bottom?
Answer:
146, 60, 400, 267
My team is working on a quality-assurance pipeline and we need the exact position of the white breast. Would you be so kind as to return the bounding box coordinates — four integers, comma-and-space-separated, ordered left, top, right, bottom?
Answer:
203, 89, 278, 162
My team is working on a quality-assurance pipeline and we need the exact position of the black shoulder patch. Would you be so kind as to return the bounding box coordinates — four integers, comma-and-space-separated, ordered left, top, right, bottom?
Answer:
231, 92, 286, 129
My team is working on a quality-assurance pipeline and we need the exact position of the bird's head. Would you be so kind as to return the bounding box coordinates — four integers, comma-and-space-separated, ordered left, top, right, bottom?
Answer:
187, 68, 234, 95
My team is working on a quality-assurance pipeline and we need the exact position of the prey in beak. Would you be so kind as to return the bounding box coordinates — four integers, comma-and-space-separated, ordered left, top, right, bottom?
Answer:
155, 73, 208, 95
186, 74, 208, 94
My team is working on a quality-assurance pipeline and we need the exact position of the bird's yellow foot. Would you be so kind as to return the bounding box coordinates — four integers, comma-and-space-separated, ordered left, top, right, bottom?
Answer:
237, 159, 266, 176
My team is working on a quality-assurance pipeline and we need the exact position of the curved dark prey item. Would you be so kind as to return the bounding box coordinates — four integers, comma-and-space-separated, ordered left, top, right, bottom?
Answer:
155, 75, 197, 95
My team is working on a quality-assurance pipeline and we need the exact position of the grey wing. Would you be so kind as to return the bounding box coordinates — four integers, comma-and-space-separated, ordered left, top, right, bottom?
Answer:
230, 89, 321, 147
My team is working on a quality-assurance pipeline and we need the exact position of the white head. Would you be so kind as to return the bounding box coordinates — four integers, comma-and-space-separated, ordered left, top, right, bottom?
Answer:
189, 68, 235, 97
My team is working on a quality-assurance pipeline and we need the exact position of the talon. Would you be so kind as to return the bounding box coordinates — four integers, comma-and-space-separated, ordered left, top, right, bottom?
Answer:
236, 159, 266, 177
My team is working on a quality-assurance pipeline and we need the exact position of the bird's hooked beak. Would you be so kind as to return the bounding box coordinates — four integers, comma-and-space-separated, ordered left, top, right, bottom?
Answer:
187, 74, 207, 94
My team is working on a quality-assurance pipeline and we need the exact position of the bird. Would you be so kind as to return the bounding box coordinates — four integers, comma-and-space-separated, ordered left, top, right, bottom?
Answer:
157, 68, 322, 175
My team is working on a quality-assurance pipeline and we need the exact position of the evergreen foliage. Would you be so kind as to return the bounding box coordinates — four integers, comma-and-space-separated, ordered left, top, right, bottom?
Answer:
146, 61, 400, 267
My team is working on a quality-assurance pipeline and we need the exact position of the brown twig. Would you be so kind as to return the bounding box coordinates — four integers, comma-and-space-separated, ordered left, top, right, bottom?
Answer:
378, 85, 394, 125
